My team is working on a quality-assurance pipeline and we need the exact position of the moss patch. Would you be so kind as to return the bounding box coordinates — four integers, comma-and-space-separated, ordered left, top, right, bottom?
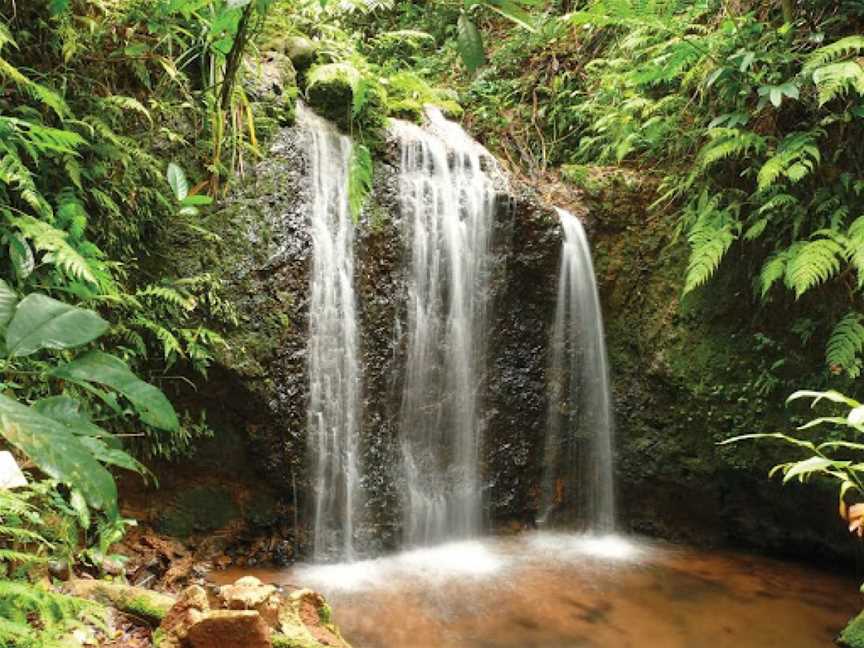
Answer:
841, 611, 864, 648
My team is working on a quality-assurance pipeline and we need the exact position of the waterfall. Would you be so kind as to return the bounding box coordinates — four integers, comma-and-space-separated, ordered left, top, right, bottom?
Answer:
541, 208, 615, 531
391, 107, 500, 546
301, 103, 363, 560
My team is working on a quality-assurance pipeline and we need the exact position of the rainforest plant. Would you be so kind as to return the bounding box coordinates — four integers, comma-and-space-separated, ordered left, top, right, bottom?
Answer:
723, 389, 864, 537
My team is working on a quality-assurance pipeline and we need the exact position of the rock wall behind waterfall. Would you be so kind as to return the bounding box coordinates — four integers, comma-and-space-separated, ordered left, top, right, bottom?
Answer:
151, 118, 854, 565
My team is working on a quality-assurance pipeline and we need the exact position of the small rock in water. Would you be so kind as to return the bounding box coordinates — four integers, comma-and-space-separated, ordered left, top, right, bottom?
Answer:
187, 610, 271, 648
0, 451, 27, 489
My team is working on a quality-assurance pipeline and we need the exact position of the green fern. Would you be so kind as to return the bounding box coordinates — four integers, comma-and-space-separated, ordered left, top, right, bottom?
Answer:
757, 131, 822, 190
803, 35, 864, 74
683, 195, 738, 294
812, 61, 864, 106
826, 311, 864, 378
697, 128, 766, 170
848, 215, 864, 288
10, 215, 100, 286
759, 248, 793, 298
0, 580, 104, 648
348, 143, 373, 222
785, 238, 844, 298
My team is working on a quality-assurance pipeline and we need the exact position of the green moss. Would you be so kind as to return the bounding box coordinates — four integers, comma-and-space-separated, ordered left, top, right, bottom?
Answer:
123, 594, 170, 623
318, 602, 333, 625
840, 611, 864, 648
157, 486, 240, 538
305, 62, 387, 134
306, 63, 362, 130
368, 29, 436, 66
384, 71, 462, 122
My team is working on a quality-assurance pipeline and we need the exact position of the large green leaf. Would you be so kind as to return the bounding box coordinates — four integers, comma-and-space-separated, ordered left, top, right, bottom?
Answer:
0, 394, 117, 513
52, 351, 179, 432
34, 396, 148, 475
0, 279, 17, 331
166, 162, 188, 201
456, 14, 485, 73
33, 396, 113, 440
5, 294, 109, 357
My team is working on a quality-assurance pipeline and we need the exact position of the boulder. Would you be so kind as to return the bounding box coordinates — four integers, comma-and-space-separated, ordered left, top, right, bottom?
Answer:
156, 585, 210, 648
187, 610, 271, 648
304, 62, 361, 131
218, 576, 281, 626
283, 36, 317, 71
244, 51, 298, 125
277, 589, 349, 648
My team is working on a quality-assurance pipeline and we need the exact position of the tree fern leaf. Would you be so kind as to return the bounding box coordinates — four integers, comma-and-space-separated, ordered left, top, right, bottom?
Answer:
826, 311, 864, 378
785, 238, 844, 298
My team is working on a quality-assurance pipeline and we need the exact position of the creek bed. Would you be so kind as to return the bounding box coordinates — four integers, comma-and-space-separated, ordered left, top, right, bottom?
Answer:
211, 533, 858, 647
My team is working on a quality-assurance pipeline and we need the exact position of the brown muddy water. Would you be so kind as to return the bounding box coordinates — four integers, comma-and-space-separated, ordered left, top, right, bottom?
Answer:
210, 533, 860, 648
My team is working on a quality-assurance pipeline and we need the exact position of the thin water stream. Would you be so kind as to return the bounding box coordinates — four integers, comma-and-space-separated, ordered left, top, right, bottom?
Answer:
211, 534, 858, 648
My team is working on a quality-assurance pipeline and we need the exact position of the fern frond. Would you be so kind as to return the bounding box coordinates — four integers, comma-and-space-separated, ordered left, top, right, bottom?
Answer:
697, 128, 766, 170
136, 285, 196, 311
826, 311, 864, 378
812, 61, 864, 106
682, 195, 737, 294
785, 238, 844, 298
131, 316, 183, 361
803, 36, 864, 74
757, 131, 821, 190
848, 215, 864, 289
10, 215, 100, 285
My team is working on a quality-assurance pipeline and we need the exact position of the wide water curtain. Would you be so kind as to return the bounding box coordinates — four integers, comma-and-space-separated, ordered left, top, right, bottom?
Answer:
541, 208, 615, 531
302, 104, 363, 560
393, 108, 499, 546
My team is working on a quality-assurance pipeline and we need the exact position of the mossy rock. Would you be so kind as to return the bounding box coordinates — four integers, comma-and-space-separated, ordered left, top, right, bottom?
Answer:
245, 51, 298, 126
305, 62, 386, 133
840, 611, 864, 647
305, 62, 361, 130
67, 580, 174, 625
157, 486, 240, 538
284, 36, 318, 71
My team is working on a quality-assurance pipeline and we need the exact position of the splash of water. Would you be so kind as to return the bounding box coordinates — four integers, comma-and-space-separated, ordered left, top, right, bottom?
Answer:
541, 208, 615, 531
301, 103, 363, 560
391, 107, 500, 546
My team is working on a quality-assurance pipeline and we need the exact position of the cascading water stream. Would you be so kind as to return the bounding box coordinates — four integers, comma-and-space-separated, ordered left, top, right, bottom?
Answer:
541, 208, 615, 531
391, 107, 500, 546
301, 103, 363, 560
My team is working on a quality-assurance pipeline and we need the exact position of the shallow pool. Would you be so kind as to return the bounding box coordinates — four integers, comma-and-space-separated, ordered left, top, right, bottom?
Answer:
211, 533, 860, 648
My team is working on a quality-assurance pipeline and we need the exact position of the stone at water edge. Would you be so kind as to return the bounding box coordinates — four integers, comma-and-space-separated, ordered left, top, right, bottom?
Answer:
156, 585, 210, 648
277, 588, 351, 648
219, 575, 278, 609
187, 610, 271, 648
0, 451, 27, 488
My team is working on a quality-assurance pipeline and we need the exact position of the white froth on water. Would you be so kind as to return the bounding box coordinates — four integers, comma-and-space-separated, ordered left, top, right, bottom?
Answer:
524, 532, 645, 562
293, 539, 507, 593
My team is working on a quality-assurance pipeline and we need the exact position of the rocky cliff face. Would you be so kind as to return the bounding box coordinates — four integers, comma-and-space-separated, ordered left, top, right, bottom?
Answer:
153, 110, 853, 565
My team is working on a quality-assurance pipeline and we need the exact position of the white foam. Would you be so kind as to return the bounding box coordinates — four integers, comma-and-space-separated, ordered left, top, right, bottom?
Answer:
524, 532, 645, 562
293, 539, 507, 593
